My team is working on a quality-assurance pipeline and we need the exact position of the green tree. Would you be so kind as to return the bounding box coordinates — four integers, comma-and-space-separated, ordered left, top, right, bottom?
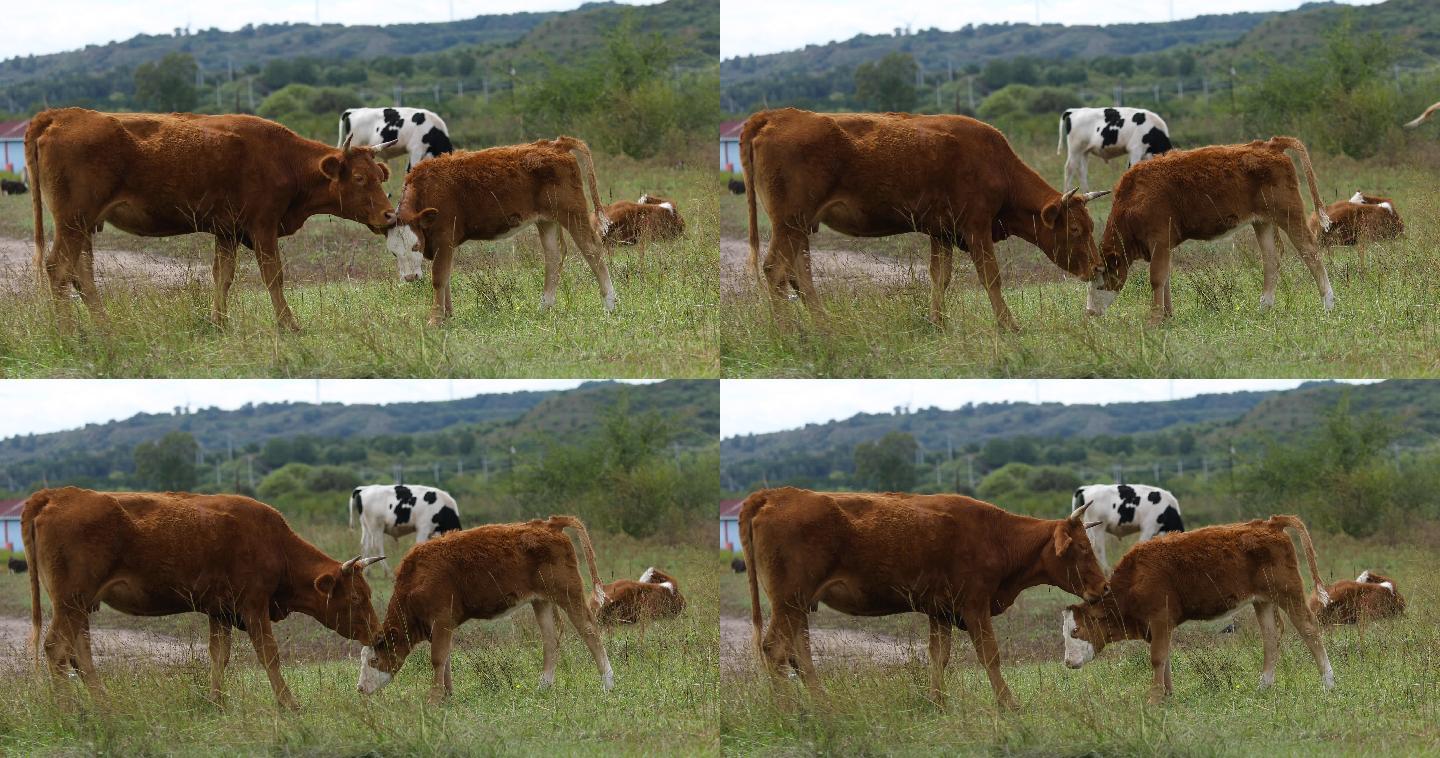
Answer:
854, 53, 917, 112
854, 432, 917, 491
134, 431, 198, 491
134, 53, 198, 112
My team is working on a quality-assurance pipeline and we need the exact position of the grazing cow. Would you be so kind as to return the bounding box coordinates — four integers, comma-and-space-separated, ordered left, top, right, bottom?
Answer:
591, 567, 686, 625
0, 179, 27, 195
7, 556, 27, 573
741, 486, 1109, 709
731, 557, 746, 573
742, 108, 1110, 331
1403, 101, 1440, 129
1310, 570, 1405, 625
385, 136, 616, 323
1058, 107, 1174, 192
23, 486, 383, 708
598, 194, 685, 246
26, 108, 396, 332
1062, 515, 1334, 704
1071, 483, 1183, 567
357, 516, 614, 703
728, 178, 746, 195
1088, 136, 1334, 325
339, 107, 454, 172
349, 484, 461, 574
1309, 192, 1404, 266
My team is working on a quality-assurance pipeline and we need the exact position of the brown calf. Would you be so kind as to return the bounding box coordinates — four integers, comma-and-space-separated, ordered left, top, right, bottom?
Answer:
385, 137, 615, 325
357, 516, 613, 703
1310, 570, 1405, 625
741, 108, 1109, 331
597, 194, 686, 246
1090, 136, 1334, 324
742, 486, 1109, 709
591, 566, 686, 625
1063, 515, 1334, 704
23, 487, 382, 708
26, 108, 395, 332
1309, 193, 1404, 267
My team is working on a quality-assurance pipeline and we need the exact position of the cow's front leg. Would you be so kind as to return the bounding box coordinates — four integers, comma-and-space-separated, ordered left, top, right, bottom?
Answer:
244, 614, 299, 710
207, 616, 233, 705
1146, 242, 1172, 326
250, 229, 300, 332
961, 601, 1019, 710
927, 237, 954, 327
211, 236, 239, 327
966, 239, 1019, 332
1146, 621, 1173, 705
428, 622, 454, 704
428, 243, 456, 326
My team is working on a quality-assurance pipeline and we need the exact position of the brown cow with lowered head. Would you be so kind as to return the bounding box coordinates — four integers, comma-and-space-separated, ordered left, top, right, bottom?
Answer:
26, 108, 397, 332
358, 516, 613, 703
591, 566, 686, 625
1310, 569, 1405, 625
1089, 136, 1335, 325
597, 194, 685, 246
1063, 515, 1334, 704
741, 486, 1109, 709
22, 487, 383, 709
741, 108, 1110, 331
384, 137, 616, 325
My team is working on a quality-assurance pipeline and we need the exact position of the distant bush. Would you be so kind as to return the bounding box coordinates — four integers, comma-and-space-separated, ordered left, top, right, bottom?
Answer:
977, 462, 1079, 516
257, 83, 363, 142
258, 462, 361, 519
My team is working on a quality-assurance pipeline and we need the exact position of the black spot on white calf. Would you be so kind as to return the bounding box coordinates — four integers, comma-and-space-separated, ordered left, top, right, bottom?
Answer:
411, 112, 426, 125
1132, 112, 1146, 125
1115, 484, 1140, 525
1142, 126, 1173, 156
432, 505, 461, 534
421, 126, 453, 159
1147, 491, 1162, 504
1156, 505, 1185, 534
1100, 108, 1124, 148
379, 107, 404, 143
393, 484, 417, 525
423, 490, 437, 504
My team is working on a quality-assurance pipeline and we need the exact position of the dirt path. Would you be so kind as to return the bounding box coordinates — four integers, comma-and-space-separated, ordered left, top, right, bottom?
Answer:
0, 616, 199, 673
720, 236, 925, 296
720, 616, 921, 675
0, 236, 205, 295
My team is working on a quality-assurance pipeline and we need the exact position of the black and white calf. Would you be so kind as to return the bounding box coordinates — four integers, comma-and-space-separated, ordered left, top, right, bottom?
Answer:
1072, 483, 1183, 567
1057, 107, 1173, 192
349, 484, 462, 574
339, 107, 455, 173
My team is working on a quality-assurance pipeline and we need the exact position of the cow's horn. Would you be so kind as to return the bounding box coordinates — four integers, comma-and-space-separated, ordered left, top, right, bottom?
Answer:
340, 556, 360, 572
1083, 520, 1103, 530
1068, 500, 1093, 521
373, 139, 407, 159
1081, 190, 1111, 202
357, 556, 386, 570
1061, 188, 1078, 203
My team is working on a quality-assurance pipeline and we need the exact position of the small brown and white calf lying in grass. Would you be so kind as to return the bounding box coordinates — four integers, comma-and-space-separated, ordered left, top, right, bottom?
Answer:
591, 566, 686, 625
1308, 192, 1404, 266
1063, 515, 1334, 704
357, 516, 614, 703
1310, 570, 1405, 625
597, 194, 685, 246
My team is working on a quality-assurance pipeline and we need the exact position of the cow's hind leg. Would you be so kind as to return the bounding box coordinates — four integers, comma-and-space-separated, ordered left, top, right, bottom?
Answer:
927, 615, 953, 706
207, 616, 232, 704
1280, 217, 1335, 312
1279, 594, 1334, 691
764, 222, 820, 322
761, 601, 821, 708
45, 224, 91, 332
1254, 600, 1280, 689
928, 236, 954, 327
533, 600, 560, 690
960, 601, 1019, 710
1255, 222, 1281, 311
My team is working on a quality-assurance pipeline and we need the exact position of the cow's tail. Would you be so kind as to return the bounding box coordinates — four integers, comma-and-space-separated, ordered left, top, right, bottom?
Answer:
1272, 515, 1328, 605
555, 136, 608, 238
550, 515, 606, 609
1057, 112, 1067, 154
25, 112, 49, 279
21, 490, 47, 669
740, 115, 762, 281
1273, 136, 1329, 232
738, 490, 767, 659
349, 487, 359, 529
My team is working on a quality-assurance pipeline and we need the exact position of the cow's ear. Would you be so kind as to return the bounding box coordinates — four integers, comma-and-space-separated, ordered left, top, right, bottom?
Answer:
1054, 522, 1074, 556
320, 154, 344, 181
415, 208, 439, 230
314, 572, 338, 596
1041, 199, 1062, 229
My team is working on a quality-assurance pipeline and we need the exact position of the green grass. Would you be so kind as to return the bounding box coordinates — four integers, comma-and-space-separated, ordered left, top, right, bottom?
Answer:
721, 531, 1440, 756
0, 521, 718, 755
0, 155, 719, 378
721, 142, 1440, 377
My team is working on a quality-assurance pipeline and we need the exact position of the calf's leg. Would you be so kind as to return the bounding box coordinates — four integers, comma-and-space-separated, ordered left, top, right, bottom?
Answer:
536, 220, 564, 311
1280, 219, 1335, 312
562, 219, 617, 312
428, 243, 456, 326
428, 622, 454, 704
1255, 222, 1281, 310
533, 600, 560, 690
961, 600, 1019, 709
208, 616, 232, 704
1279, 595, 1334, 690
927, 615, 953, 705
1146, 241, 1173, 325
1146, 620, 1174, 704
561, 596, 614, 691
1254, 600, 1280, 689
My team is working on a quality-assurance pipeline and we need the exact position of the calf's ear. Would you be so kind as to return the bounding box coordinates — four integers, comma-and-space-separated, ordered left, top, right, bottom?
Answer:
416, 208, 439, 230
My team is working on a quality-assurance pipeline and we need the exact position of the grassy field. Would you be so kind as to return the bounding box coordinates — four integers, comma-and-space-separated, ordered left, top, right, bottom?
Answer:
0, 520, 718, 756
0, 152, 719, 378
721, 141, 1440, 378
719, 527, 1440, 756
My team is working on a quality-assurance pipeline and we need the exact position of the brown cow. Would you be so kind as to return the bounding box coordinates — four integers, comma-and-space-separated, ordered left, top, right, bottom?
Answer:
357, 516, 613, 703
591, 566, 686, 625
597, 194, 685, 246
22, 486, 383, 709
384, 137, 616, 325
1063, 515, 1334, 704
741, 108, 1110, 331
25, 108, 397, 332
1089, 136, 1335, 324
1310, 570, 1405, 625
741, 486, 1109, 709
1309, 192, 1404, 267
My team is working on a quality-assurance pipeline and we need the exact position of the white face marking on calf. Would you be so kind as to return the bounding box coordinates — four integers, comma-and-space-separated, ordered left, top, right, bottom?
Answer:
659, 581, 676, 594
1086, 279, 1118, 316
1380, 581, 1394, 592
1062, 609, 1095, 669
357, 646, 393, 694
386, 225, 424, 282
659, 202, 675, 214
1349, 191, 1366, 204
1380, 202, 1394, 214
1356, 570, 1372, 583
637, 194, 650, 203
638, 567, 657, 583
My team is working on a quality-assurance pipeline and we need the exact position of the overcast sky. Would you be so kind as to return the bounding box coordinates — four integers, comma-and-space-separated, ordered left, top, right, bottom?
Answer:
720, 380, 1377, 439
2, 0, 663, 59
720, 0, 1385, 60
0, 380, 655, 438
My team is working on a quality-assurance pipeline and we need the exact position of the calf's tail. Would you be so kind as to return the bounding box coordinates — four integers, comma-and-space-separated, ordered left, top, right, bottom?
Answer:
550, 515, 606, 608
738, 490, 767, 658
21, 490, 47, 669
1272, 515, 1329, 605
554, 136, 608, 237
1272, 136, 1330, 231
